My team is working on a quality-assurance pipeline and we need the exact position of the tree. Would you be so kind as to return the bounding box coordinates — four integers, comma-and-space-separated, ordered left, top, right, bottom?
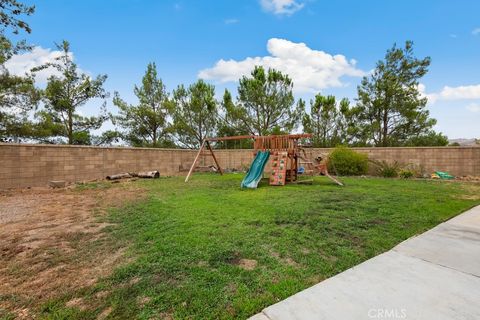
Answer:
302, 95, 367, 147
172, 79, 217, 149
0, 0, 38, 141
303, 94, 340, 147
113, 62, 173, 147
404, 131, 448, 146
217, 89, 252, 148
335, 98, 368, 146
0, 0, 35, 59
0, 72, 39, 141
356, 41, 436, 147
225, 66, 301, 136
32, 41, 109, 145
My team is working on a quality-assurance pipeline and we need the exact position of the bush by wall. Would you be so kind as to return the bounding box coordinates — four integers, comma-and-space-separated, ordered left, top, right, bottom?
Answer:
370, 160, 401, 178
327, 147, 369, 176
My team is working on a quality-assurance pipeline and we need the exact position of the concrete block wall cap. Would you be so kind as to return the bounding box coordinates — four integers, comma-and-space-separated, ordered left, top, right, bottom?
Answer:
0, 143, 197, 152
2, 143, 480, 153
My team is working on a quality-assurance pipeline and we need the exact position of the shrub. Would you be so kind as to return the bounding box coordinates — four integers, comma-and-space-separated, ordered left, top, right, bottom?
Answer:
399, 169, 415, 179
327, 147, 368, 176
370, 160, 401, 178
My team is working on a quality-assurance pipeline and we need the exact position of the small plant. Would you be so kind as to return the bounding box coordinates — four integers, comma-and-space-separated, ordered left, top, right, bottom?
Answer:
370, 160, 401, 178
327, 146, 368, 176
399, 169, 415, 179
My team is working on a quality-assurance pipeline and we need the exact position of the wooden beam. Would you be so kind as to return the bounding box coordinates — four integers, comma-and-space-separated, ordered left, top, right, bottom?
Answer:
206, 140, 223, 175
205, 133, 312, 142
185, 140, 206, 182
206, 135, 255, 142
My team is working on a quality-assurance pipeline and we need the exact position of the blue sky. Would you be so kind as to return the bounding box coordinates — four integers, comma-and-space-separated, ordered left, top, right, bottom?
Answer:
8, 0, 480, 138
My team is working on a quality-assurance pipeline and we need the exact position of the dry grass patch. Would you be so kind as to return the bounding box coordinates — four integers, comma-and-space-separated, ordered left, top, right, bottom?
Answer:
0, 181, 145, 319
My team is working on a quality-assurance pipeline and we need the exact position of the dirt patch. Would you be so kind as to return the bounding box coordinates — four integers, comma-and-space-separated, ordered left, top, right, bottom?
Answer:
457, 194, 480, 200
225, 283, 237, 294
129, 276, 142, 285
270, 250, 301, 268
97, 306, 113, 320
66, 297, 87, 310
283, 257, 300, 267
236, 258, 257, 271
137, 296, 152, 307
301, 248, 311, 254
159, 312, 174, 320
0, 181, 145, 318
454, 183, 480, 201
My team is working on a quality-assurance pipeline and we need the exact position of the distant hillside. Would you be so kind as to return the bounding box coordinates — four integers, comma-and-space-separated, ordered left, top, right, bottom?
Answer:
448, 138, 480, 146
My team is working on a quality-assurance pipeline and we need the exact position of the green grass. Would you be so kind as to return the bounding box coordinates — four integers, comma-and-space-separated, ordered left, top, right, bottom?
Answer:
39, 175, 480, 319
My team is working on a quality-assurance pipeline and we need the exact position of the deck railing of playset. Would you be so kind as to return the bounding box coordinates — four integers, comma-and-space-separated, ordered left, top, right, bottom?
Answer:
252, 134, 311, 152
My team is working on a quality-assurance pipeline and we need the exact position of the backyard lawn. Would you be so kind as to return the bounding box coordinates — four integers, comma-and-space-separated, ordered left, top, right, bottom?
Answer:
4, 175, 480, 319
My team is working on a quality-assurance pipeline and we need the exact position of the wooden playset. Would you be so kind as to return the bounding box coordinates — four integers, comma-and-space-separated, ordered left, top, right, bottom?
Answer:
185, 134, 343, 188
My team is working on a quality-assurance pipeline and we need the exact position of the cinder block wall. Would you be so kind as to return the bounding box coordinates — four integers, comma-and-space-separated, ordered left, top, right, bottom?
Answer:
298, 147, 480, 177
1, 144, 479, 189
0, 144, 199, 189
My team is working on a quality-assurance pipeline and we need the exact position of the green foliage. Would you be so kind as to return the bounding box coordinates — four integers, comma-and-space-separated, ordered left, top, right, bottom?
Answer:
91, 130, 122, 146
0, 72, 40, 141
327, 146, 368, 176
216, 89, 253, 148
302, 95, 362, 147
0, 0, 39, 141
113, 62, 173, 147
225, 66, 301, 135
172, 79, 218, 149
0, 0, 35, 35
404, 131, 449, 146
370, 160, 402, 178
399, 169, 415, 179
302, 94, 338, 147
0, 0, 35, 64
32, 41, 109, 145
356, 41, 436, 147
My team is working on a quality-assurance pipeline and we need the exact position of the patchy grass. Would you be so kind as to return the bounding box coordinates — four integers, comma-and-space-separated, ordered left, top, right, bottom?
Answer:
0, 182, 144, 320
4, 175, 480, 319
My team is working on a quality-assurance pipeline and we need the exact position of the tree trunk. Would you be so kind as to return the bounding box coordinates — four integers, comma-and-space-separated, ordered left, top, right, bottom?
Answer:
106, 173, 132, 180
68, 109, 73, 145
137, 171, 160, 178
382, 109, 389, 147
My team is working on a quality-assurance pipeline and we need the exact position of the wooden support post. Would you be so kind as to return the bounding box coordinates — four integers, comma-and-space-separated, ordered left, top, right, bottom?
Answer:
185, 140, 206, 182
206, 140, 223, 175
294, 155, 298, 181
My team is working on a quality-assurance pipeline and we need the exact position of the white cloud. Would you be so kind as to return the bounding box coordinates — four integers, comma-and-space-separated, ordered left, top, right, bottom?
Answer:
428, 84, 480, 103
224, 18, 239, 24
417, 83, 427, 99
472, 28, 480, 36
4, 46, 71, 84
466, 103, 480, 113
198, 38, 365, 93
260, 0, 304, 16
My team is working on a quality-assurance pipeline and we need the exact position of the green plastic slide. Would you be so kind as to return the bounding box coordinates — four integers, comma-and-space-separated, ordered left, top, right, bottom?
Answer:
241, 151, 270, 188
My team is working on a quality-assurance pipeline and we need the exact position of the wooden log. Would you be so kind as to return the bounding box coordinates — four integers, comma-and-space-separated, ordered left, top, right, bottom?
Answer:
137, 171, 160, 179
49, 180, 66, 188
106, 173, 132, 180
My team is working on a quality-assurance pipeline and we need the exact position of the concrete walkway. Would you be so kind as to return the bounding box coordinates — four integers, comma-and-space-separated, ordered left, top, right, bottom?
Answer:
250, 205, 480, 320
